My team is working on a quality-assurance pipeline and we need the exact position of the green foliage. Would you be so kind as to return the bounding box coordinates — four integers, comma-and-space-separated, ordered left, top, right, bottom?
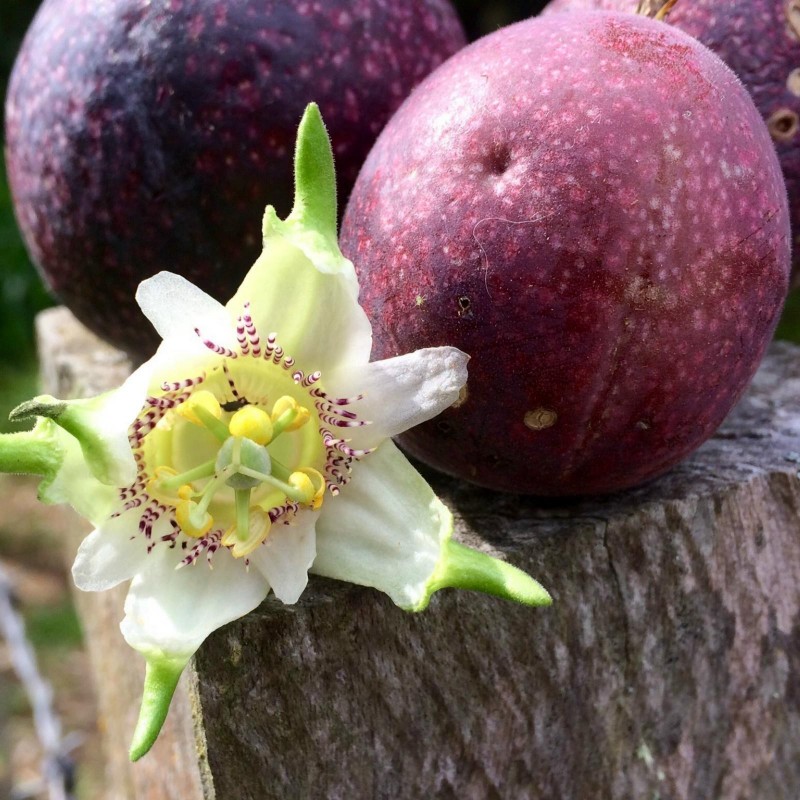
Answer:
776, 289, 800, 343
0, 0, 53, 417
0, 159, 53, 367
0, 158, 52, 430
26, 600, 84, 650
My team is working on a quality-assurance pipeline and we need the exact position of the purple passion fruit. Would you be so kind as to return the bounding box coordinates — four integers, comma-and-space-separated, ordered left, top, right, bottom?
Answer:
5, 0, 465, 358
340, 11, 790, 496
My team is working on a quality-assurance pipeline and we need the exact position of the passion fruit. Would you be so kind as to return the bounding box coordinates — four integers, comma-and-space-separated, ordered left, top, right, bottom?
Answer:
5, 0, 465, 358
340, 11, 790, 495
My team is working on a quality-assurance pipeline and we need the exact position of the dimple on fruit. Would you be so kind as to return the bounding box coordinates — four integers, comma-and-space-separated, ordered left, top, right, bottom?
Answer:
4, 0, 465, 359
340, 10, 791, 496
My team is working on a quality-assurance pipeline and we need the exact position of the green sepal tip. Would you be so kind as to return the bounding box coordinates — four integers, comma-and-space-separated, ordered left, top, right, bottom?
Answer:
129, 655, 187, 762
428, 540, 552, 607
261, 103, 346, 279
11, 393, 125, 486
286, 101, 337, 240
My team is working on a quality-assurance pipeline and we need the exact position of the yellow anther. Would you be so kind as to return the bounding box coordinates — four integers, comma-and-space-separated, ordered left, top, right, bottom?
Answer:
229, 405, 273, 445
287, 406, 311, 431
289, 467, 325, 510
300, 467, 325, 509
271, 395, 311, 432
221, 508, 272, 559
176, 499, 214, 538
176, 390, 222, 427
178, 484, 194, 500
271, 395, 297, 420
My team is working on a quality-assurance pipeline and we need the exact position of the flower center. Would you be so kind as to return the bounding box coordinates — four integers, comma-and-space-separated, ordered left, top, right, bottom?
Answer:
144, 388, 325, 559
117, 303, 371, 566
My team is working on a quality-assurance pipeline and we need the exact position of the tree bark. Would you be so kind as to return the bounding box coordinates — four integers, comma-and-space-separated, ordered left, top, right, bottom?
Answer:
38, 307, 800, 799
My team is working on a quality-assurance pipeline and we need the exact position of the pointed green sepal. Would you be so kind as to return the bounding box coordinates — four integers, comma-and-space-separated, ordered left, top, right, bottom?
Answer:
427, 540, 552, 607
12, 393, 130, 486
129, 654, 187, 761
0, 418, 64, 481
10, 396, 68, 424
260, 103, 351, 282
287, 102, 337, 240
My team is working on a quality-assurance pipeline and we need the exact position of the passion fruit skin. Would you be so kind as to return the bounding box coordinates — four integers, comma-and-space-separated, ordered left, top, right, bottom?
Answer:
545, 0, 800, 278
5, 0, 465, 359
340, 11, 790, 496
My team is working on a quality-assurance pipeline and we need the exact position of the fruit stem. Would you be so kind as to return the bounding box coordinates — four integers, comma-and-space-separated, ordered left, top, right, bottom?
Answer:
635, 0, 678, 19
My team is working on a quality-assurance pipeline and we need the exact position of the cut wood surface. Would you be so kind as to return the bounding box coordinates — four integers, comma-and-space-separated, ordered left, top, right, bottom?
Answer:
38, 306, 800, 800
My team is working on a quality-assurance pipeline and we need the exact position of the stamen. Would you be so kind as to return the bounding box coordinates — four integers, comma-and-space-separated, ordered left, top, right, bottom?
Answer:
155, 460, 217, 493
291, 468, 325, 510
271, 397, 310, 434
222, 506, 272, 559
236, 464, 311, 504
176, 496, 214, 538
177, 393, 230, 442
176, 389, 221, 425
234, 489, 251, 544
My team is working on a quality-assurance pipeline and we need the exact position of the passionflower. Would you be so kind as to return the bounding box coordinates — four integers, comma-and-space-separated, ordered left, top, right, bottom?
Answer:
1, 105, 550, 760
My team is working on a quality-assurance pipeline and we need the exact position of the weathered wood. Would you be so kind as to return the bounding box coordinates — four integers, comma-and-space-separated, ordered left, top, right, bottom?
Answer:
39, 306, 800, 799
37, 308, 207, 800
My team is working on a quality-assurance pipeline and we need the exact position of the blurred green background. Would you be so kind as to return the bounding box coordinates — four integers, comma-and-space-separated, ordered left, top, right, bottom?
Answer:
0, 0, 798, 436
1, 0, 54, 431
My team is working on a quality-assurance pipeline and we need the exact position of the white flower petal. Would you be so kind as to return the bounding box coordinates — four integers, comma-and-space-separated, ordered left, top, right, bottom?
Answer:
72, 520, 152, 591
226, 237, 372, 372
248, 511, 316, 604
325, 347, 469, 450
120, 546, 269, 660
311, 440, 451, 611
39, 422, 121, 524
136, 272, 234, 348
73, 361, 154, 486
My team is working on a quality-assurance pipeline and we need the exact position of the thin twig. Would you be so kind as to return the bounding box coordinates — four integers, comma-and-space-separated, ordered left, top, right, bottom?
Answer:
0, 560, 75, 800
635, 0, 679, 18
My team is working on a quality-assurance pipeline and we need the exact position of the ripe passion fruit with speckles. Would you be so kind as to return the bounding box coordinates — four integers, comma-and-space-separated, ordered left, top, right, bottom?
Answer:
340, 11, 791, 496
5, 0, 465, 360
544, 0, 800, 280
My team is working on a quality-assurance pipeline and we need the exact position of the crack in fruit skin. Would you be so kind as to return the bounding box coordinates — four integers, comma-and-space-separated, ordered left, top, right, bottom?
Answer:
4, 0, 466, 359
340, 11, 790, 496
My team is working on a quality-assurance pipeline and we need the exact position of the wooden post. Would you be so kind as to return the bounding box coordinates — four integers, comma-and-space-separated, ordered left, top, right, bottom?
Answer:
38, 307, 800, 799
